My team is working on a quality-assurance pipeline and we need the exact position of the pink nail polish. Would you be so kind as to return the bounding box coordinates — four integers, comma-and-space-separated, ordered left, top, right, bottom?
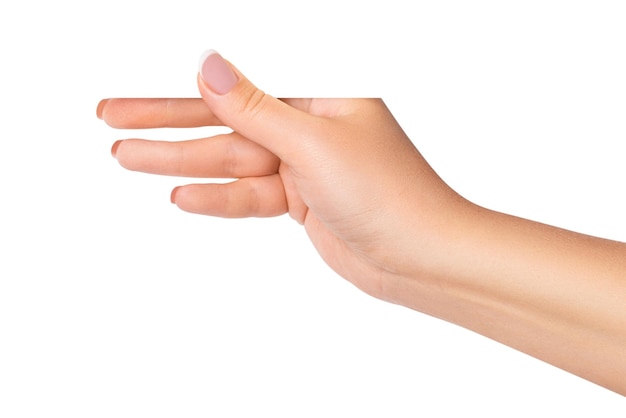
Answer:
198, 50, 238, 95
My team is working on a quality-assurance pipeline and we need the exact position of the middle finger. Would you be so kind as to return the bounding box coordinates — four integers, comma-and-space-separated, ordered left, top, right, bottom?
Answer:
113, 132, 280, 178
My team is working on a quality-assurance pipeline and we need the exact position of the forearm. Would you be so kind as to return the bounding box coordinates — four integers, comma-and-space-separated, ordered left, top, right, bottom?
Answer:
398, 203, 626, 395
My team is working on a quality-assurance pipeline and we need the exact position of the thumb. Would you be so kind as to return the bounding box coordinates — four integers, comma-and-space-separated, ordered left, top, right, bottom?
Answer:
197, 50, 319, 165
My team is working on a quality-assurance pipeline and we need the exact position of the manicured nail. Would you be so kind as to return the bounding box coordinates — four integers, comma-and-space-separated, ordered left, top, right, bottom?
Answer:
97, 99, 109, 119
111, 140, 122, 158
170, 186, 180, 204
198, 50, 238, 95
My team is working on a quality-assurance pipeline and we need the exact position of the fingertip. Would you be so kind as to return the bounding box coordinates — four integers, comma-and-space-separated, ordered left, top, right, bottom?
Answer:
97, 99, 109, 119
111, 140, 122, 158
198, 49, 218, 74
170, 186, 180, 204
198, 49, 238, 95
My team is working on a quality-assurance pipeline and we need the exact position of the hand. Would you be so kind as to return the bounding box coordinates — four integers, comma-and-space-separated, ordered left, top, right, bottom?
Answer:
97, 51, 469, 304
98, 51, 626, 395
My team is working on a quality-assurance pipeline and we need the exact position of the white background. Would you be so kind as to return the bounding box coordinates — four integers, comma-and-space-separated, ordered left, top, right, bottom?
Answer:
1, 0, 625, 416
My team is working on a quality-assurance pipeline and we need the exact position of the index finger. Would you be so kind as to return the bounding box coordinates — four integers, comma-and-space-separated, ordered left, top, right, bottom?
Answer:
97, 98, 222, 129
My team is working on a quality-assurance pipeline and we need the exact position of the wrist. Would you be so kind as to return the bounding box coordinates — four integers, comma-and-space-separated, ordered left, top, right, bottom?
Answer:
379, 191, 485, 311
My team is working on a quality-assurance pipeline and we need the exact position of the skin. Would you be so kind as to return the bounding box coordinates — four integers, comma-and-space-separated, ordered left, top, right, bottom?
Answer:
97, 57, 626, 395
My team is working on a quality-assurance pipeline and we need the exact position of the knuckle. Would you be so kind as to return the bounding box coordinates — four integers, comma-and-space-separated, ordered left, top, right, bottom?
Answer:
222, 139, 238, 178
229, 180, 259, 217
239, 87, 269, 119
246, 180, 261, 216
162, 98, 173, 127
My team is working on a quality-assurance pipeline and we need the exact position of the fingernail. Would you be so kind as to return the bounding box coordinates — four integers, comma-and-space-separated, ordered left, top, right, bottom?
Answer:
198, 50, 238, 95
97, 99, 109, 119
111, 140, 122, 158
170, 186, 180, 204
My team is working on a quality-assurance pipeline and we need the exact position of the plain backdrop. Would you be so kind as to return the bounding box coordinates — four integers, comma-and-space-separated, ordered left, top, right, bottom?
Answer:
1, 1, 625, 416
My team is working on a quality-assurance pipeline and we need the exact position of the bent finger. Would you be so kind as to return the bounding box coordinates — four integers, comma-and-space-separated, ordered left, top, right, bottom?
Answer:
197, 51, 328, 166
171, 174, 287, 218
97, 98, 220, 128
113, 133, 279, 178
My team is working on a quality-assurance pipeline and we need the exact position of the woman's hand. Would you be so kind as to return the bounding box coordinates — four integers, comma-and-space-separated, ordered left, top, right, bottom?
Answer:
97, 51, 468, 304
98, 51, 626, 395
